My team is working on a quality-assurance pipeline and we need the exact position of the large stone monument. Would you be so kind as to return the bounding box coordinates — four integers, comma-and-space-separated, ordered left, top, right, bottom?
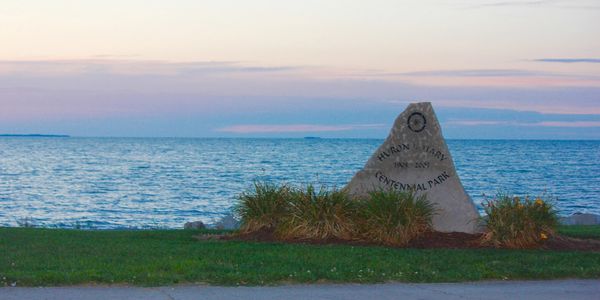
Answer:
345, 102, 480, 233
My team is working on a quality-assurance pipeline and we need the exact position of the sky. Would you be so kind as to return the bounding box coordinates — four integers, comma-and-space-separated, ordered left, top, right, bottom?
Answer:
1, 0, 599, 139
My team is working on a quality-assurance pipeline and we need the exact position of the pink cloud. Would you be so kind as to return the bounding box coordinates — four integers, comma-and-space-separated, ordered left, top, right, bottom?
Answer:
445, 120, 508, 126
426, 100, 600, 115
1, 59, 599, 122
446, 120, 600, 128
536, 121, 600, 128
216, 124, 384, 133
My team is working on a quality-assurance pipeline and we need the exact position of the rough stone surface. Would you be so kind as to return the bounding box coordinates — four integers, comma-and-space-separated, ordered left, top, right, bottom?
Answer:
560, 213, 600, 225
345, 102, 480, 233
183, 221, 205, 230
214, 213, 241, 230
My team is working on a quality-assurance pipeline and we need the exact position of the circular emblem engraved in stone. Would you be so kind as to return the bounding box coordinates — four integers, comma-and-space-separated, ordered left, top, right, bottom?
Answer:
407, 112, 427, 132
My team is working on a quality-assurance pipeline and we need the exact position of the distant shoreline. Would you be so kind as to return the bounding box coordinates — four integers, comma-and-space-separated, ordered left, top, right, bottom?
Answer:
0, 134, 70, 137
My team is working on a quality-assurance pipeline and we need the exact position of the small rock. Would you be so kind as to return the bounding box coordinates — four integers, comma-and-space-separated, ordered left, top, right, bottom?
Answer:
184, 221, 205, 230
215, 213, 240, 230
560, 213, 600, 225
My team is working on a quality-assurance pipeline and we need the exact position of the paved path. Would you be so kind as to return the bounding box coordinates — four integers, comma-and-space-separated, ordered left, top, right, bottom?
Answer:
1, 279, 599, 300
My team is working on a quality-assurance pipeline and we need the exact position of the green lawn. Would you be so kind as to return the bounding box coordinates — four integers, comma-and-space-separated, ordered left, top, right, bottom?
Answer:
0, 226, 599, 286
556, 225, 600, 239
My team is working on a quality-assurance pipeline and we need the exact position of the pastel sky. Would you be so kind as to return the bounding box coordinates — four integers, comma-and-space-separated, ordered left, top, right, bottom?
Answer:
1, 0, 599, 139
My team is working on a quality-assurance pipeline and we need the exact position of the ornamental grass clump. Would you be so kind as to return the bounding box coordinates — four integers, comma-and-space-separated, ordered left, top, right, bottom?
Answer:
358, 190, 435, 246
236, 182, 290, 233
482, 194, 558, 249
277, 185, 357, 240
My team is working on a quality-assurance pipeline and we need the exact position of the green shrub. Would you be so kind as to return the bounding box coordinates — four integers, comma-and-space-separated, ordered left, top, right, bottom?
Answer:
277, 185, 357, 240
235, 182, 436, 245
482, 194, 558, 249
358, 190, 435, 246
235, 182, 290, 233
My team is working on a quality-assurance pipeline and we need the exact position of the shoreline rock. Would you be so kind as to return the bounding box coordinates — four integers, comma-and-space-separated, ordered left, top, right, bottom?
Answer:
560, 213, 600, 226
183, 221, 205, 230
214, 213, 240, 230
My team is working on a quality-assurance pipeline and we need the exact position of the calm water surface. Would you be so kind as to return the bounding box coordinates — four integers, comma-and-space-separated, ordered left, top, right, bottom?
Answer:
0, 138, 598, 228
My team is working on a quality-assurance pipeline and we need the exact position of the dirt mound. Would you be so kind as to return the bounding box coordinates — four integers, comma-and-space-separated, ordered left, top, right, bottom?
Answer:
201, 229, 600, 251
542, 235, 600, 251
406, 231, 485, 249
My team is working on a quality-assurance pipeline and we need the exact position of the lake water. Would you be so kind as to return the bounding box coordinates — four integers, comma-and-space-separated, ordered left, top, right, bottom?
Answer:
0, 137, 598, 229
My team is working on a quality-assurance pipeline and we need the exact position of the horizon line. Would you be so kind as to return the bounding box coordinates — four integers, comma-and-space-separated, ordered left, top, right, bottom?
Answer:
1, 135, 599, 141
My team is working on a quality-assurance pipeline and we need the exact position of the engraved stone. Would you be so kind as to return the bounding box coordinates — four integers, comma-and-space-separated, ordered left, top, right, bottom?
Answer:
345, 102, 480, 233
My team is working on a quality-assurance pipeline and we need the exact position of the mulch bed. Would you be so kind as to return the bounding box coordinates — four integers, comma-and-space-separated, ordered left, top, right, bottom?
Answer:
195, 228, 600, 251
542, 235, 600, 251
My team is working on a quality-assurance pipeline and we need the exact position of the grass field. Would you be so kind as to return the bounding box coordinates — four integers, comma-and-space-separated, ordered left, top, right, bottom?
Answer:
555, 225, 600, 239
1, 226, 599, 286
